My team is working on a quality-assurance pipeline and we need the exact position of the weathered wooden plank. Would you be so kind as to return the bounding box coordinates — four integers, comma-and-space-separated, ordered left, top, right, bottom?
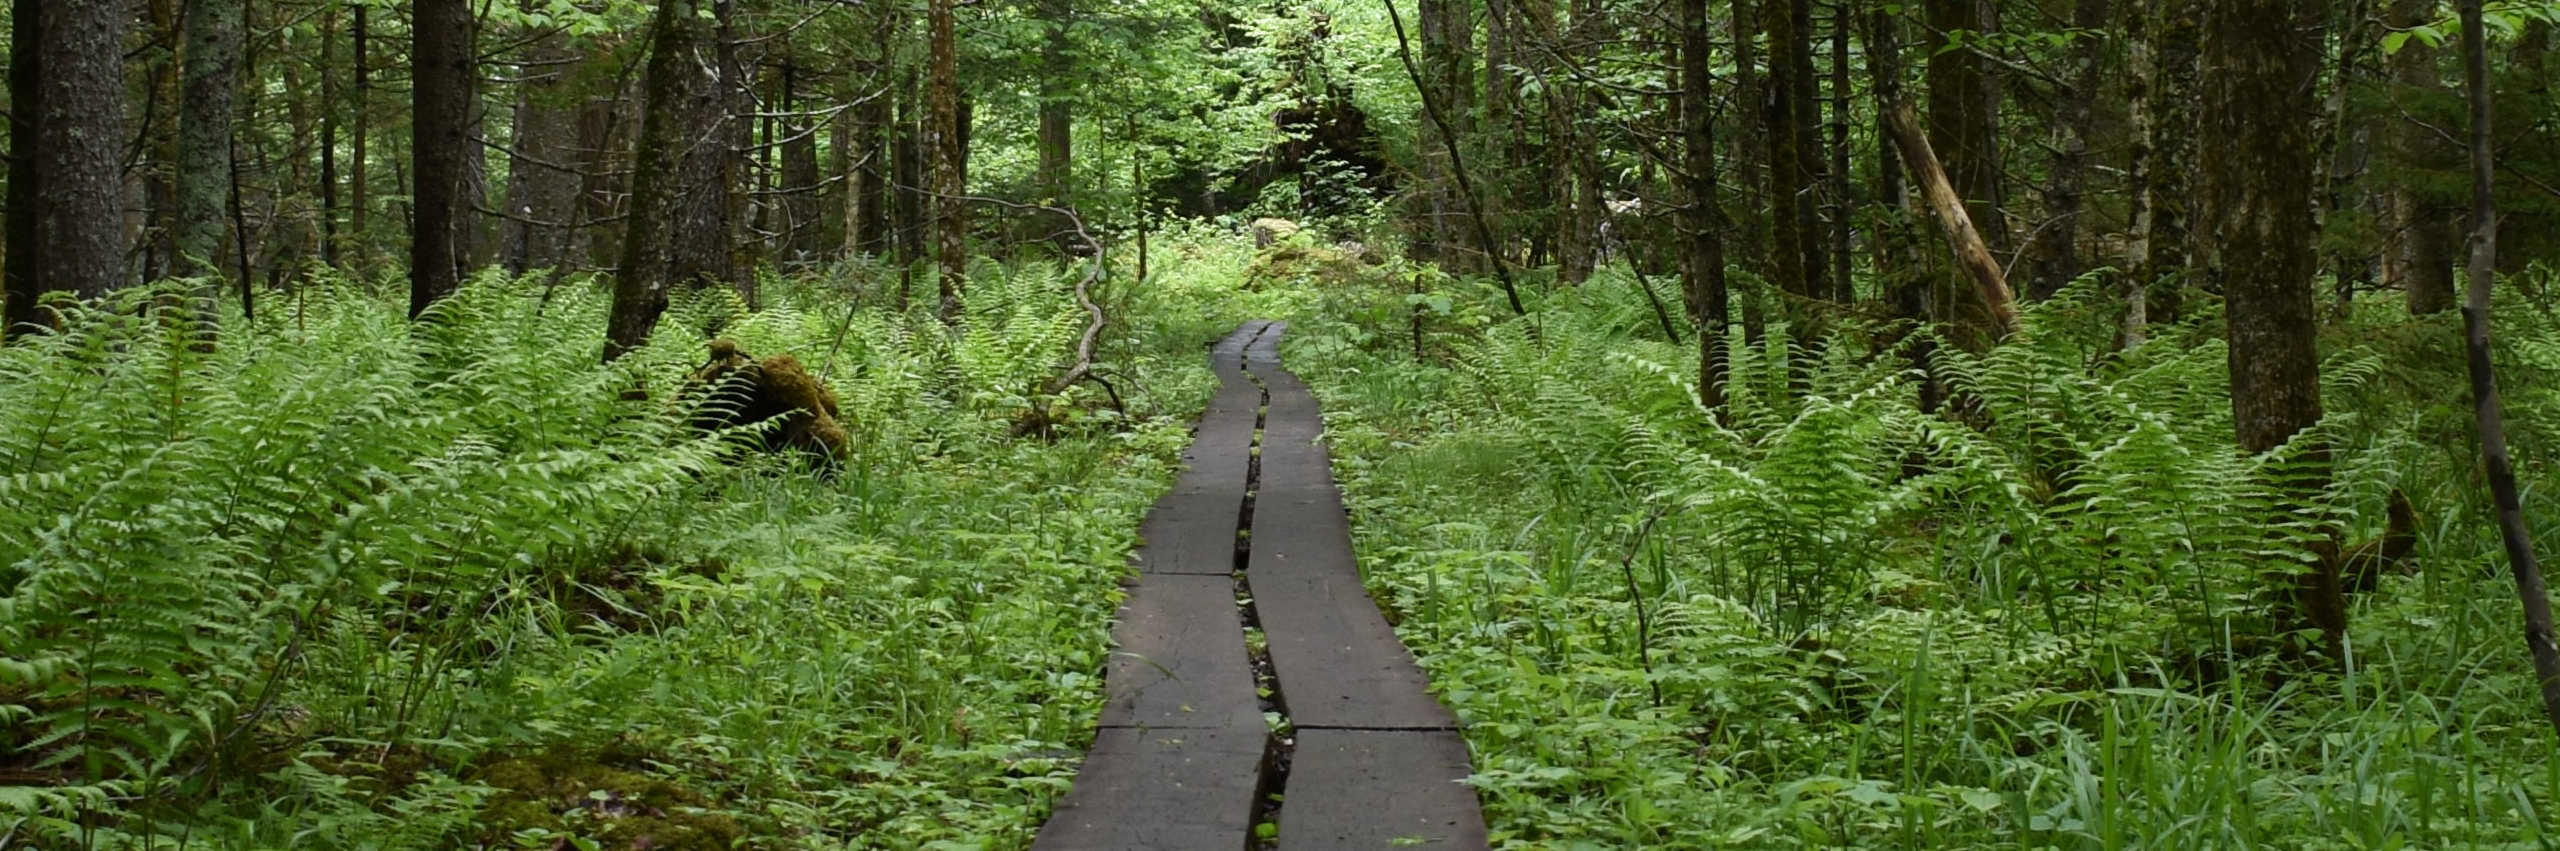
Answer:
1030, 726, 1270, 851
1277, 729, 1487, 851
1251, 570, 1456, 731
1101, 573, 1266, 731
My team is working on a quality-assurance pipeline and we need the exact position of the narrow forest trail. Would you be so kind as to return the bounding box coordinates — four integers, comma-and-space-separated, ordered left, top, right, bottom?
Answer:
1032, 321, 1488, 851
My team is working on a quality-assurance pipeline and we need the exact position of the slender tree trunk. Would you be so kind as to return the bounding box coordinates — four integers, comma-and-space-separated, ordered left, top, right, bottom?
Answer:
1730, 0, 1769, 285
2389, 0, 2457, 315
929, 0, 966, 321
2029, 0, 2106, 301
32, 0, 130, 303
411, 0, 473, 319
1681, 0, 1728, 409
320, 7, 339, 269
4, 0, 41, 334
141, 0, 181, 284
1827, 1, 1852, 302
2201, 0, 2342, 655
351, 7, 370, 270
2453, 0, 2560, 740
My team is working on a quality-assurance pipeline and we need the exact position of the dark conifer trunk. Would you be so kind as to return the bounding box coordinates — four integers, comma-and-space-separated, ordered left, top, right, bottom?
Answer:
411, 0, 474, 319
1681, 0, 1728, 409
4, 0, 41, 334
32, 0, 131, 303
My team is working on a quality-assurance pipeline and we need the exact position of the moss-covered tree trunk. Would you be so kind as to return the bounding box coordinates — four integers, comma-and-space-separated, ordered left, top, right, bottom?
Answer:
2200, 0, 2344, 655
606, 0, 735, 360
2027, 0, 2106, 301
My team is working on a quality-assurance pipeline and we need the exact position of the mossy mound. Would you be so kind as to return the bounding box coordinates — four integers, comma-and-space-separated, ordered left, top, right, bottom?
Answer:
1244, 240, 1371, 290
686, 339, 850, 460
474, 747, 743, 851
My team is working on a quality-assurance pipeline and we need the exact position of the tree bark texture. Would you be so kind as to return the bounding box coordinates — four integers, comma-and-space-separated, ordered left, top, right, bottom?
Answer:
1681, 0, 1728, 409
32, 0, 131, 303
2453, 0, 2560, 741
930, 0, 966, 321
607, 0, 736, 360
411, 0, 474, 319
500, 31, 586, 280
2388, 0, 2458, 315
2199, 0, 2344, 653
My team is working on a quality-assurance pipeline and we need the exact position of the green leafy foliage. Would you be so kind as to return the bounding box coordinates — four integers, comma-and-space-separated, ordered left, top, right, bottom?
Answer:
0, 259, 1229, 849
1295, 268, 2560, 848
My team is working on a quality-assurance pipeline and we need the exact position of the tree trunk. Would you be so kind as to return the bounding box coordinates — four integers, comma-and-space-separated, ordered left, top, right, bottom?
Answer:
1923, 0, 2006, 258
352, 7, 370, 270
31, 0, 130, 303
5, 0, 41, 334
1729, 0, 1769, 286
175, 0, 242, 285
929, 0, 966, 321
1827, 2, 1852, 303
411, 0, 473, 319
2200, 0, 2342, 655
2388, 0, 2457, 315
1681, 0, 1729, 409
2028, 0, 2106, 301
2453, 0, 2560, 741
320, 6, 339, 268
2127, 0, 2200, 332
780, 63, 823, 267
500, 29, 584, 280
141, 0, 181, 284
1764, 0, 1827, 304
605, 0, 736, 360
1036, 0, 1073, 207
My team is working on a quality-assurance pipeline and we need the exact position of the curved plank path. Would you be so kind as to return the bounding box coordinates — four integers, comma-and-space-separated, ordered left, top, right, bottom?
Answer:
1034, 321, 1488, 851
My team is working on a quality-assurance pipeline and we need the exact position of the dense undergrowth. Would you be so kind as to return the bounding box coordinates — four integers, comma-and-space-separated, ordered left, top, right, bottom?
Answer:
0, 233, 1290, 850
1289, 264, 2560, 848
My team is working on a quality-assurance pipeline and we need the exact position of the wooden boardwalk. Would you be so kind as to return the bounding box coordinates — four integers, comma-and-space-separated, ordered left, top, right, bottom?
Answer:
1033, 321, 1487, 851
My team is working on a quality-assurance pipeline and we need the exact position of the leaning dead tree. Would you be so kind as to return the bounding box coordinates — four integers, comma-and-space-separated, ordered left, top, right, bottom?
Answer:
2454, 0, 2560, 739
1883, 103, 2021, 340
